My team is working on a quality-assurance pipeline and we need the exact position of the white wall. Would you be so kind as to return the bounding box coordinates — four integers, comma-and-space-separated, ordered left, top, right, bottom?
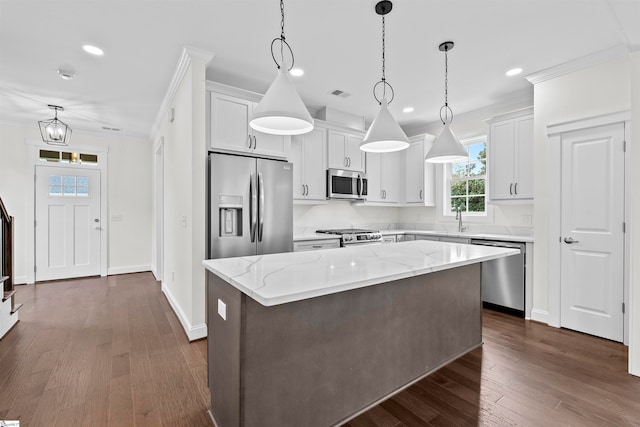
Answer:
532, 57, 631, 317
152, 47, 211, 341
0, 122, 152, 283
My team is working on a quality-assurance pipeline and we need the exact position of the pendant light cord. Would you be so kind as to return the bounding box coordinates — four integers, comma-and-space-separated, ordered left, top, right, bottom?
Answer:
280, 0, 285, 63
280, 0, 285, 40
372, 11, 394, 105
444, 46, 448, 107
270, 0, 294, 70
439, 43, 454, 125
381, 15, 386, 100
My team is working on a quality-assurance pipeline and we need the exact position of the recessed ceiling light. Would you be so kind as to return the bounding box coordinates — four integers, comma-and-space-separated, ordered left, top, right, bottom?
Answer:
506, 67, 523, 77
57, 68, 76, 80
403, 107, 414, 113
290, 68, 304, 77
82, 44, 104, 56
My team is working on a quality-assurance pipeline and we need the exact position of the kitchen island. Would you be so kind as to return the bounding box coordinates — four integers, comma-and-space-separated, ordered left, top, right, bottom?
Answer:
203, 240, 517, 427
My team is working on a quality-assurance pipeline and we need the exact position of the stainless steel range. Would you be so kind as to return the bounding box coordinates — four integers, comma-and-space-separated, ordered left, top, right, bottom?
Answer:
316, 228, 383, 247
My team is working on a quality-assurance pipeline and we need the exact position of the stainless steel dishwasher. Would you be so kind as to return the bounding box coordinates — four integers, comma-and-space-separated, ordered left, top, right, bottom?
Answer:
470, 239, 525, 316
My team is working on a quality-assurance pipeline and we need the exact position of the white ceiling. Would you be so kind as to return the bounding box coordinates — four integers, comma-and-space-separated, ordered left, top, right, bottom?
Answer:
1, 0, 639, 140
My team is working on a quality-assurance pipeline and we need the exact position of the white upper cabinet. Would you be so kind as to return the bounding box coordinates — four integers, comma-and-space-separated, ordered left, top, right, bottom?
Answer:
405, 134, 436, 206
487, 108, 534, 201
291, 126, 327, 202
366, 151, 402, 203
209, 91, 290, 159
327, 130, 365, 172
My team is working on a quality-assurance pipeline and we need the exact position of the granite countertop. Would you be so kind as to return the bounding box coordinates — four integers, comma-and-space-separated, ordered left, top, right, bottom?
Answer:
203, 240, 518, 306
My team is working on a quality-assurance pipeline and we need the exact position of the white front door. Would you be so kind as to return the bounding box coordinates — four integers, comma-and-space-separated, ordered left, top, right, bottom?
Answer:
35, 165, 101, 281
560, 123, 625, 342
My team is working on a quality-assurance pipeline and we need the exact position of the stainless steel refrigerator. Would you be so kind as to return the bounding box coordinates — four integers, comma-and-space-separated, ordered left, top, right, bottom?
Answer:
209, 153, 293, 259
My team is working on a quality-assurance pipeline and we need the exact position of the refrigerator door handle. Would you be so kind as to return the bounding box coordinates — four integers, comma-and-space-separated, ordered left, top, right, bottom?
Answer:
258, 173, 265, 242
250, 172, 257, 242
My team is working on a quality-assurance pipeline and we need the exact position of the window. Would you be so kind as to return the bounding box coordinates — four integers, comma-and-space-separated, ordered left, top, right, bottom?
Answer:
446, 138, 487, 216
49, 175, 89, 197
39, 149, 98, 165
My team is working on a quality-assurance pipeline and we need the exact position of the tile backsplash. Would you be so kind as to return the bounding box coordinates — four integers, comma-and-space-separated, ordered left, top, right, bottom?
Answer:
293, 201, 533, 237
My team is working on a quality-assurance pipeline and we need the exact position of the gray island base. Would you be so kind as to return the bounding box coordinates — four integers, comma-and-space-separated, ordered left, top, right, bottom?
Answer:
207, 263, 482, 427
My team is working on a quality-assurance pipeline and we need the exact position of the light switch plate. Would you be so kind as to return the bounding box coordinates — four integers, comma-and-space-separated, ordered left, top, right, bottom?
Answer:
217, 299, 227, 321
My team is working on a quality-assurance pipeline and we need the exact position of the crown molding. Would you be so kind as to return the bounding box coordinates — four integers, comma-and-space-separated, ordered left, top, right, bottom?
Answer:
150, 45, 215, 139
525, 44, 629, 85
0, 118, 147, 142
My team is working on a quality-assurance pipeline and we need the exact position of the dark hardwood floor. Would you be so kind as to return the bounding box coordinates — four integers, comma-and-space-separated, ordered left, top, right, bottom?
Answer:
0, 272, 638, 426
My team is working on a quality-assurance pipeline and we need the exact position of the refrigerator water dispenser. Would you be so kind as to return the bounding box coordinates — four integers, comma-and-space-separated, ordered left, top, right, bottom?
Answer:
218, 195, 242, 237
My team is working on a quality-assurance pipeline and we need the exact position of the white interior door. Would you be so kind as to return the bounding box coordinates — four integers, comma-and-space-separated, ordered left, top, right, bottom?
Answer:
560, 123, 625, 342
35, 165, 101, 281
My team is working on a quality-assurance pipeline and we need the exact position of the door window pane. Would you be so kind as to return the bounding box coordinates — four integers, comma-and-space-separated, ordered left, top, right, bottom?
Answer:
49, 175, 90, 197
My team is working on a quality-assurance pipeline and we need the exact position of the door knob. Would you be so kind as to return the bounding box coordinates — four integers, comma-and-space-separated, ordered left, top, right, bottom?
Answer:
563, 237, 579, 244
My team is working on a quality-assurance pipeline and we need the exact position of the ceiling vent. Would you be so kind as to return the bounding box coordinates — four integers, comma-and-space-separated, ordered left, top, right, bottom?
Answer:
330, 89, 351, 98
101, 126, 121, 132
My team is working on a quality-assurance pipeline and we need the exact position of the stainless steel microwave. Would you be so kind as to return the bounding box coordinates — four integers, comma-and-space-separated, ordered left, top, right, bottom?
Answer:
327, 169, 367, 200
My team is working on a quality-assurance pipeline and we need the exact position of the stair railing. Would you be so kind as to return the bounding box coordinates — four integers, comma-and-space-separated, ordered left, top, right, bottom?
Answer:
0, 196, 14, 294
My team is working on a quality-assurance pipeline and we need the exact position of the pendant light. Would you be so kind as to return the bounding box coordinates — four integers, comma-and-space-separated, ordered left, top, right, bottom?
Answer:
249, 0, 314, 136
38, 105, 72, 146
360, 0, 409, 153
425, 41, 468, 163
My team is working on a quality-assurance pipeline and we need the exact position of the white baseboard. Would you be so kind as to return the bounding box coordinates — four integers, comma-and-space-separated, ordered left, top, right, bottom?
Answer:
13, 275, 28, 285
161, 282, 208, 341
530, 308, 550, 324
107, 265, 152, 276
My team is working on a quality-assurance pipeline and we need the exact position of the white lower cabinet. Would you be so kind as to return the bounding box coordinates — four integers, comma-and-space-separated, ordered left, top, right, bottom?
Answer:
291, 127, 327, 202
293, 239, 340, 252
366, 151, 402, 203
381, 235, 397, 244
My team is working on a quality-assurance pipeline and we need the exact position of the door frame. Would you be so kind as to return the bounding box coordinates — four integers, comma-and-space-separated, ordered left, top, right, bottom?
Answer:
153, 137, 164, 282
547, 111, 631, 344
24, 139, 109, 283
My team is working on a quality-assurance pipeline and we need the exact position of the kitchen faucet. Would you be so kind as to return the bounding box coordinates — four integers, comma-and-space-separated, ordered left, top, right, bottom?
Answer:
455, 206, 467, 232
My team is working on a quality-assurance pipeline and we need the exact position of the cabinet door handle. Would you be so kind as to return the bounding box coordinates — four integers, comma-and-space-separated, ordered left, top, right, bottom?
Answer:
509, 183, 513, 195
514, 182, 518, 195
347, 157, 351, 167
305, 184, 309, 195
247, 135, 252, 149
344, 157, 348, 167
253, 135, 257, 149
419, 189, 423, 200
563, 237, 579, 244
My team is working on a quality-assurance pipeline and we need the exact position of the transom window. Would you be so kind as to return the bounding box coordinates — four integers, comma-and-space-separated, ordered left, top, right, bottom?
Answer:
445, 138, 487, 216
39, 149, 98, 164
49, 175, 89, 197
